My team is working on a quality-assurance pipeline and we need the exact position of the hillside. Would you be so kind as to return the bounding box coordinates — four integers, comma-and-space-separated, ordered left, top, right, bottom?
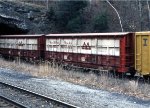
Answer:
0, 0, 149, 34
48, 0, 150, 33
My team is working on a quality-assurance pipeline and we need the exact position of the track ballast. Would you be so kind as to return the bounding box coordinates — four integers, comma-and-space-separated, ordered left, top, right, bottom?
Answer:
0, 81, 78, 108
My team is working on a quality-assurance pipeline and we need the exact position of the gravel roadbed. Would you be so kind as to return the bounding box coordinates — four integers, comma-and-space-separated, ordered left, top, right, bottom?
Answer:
0, 68, 149, 108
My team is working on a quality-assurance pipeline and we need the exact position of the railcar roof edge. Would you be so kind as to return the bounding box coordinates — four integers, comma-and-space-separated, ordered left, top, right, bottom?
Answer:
0, 34, 44, 37
46, 32, 131, 37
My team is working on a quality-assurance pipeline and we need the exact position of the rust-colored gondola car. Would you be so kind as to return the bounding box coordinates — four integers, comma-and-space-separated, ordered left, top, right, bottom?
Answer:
45, 33, 135, 74
0, 34, 45, 60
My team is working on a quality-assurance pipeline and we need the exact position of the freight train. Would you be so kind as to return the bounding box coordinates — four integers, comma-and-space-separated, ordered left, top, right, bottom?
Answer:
0, 32, 149, 77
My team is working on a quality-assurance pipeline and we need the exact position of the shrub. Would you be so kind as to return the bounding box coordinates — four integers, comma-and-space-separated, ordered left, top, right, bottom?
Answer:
55, 1, 88, 32
66, 16, 85, 33
47, 7, 56, 21
93, 13, 108, 32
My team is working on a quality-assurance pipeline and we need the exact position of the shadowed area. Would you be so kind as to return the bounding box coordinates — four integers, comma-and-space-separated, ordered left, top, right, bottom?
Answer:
0, 23, 28, 35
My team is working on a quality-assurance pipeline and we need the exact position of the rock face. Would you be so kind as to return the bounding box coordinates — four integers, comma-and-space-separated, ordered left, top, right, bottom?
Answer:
0, 1, 51, 35
0, 1, 149, 34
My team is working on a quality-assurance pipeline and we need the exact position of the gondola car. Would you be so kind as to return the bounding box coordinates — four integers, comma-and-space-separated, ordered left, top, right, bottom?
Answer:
0, 34, 45, 61
45, 33, 135, 75
135, 32, 150, 76
1, 32, 150, 77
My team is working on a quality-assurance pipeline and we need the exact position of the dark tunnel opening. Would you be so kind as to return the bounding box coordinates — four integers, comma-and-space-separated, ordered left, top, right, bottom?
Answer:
0, 23, 28, 35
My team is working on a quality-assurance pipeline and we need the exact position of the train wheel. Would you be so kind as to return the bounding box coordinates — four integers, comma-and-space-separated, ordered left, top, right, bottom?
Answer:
136, 76, 146, 84
109, 69, 116, 76
129, 68, 136, 77
83, 68, 90, 73
143, 75, 150, 83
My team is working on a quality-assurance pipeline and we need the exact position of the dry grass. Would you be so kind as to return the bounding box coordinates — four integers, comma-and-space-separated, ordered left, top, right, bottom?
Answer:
0, 58, 150, 100
2, 0, 46, 9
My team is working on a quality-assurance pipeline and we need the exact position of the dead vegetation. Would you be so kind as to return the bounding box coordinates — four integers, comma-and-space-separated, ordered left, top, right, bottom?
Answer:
4, 0, 46, 9
0, 58, 150, 100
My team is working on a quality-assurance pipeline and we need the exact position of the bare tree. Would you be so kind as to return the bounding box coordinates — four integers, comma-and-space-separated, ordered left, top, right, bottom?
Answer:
106, 0, 124, 32
147, 0, 150, 30
46, 0, 49, 10
138, 0, 142, 31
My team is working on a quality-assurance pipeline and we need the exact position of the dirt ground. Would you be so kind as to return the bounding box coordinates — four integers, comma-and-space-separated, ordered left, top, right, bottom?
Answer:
0, 59, 149, 101
0, 61, 150, 107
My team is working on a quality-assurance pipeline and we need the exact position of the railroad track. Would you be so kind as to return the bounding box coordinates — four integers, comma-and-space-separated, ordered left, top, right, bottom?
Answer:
0, 95, 26, 108
0, 81, 78, 108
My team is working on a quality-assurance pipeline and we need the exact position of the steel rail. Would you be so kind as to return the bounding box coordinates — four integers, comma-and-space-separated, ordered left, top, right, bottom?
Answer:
0, 95, 27, 108
0, 81, 78, 108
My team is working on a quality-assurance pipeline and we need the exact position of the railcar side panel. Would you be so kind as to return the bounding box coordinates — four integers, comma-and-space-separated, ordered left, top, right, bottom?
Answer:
0, 35, 44, 60
45, 33, 134, 73
135, 32, 150, 75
